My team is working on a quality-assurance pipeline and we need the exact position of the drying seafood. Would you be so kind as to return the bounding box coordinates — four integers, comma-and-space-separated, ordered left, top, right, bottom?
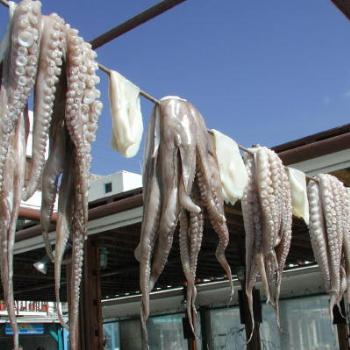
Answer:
307, 174, 350, 320
241, 146, 292, 339
23, 13, 65, 200
0, 1, 102, 349
0, 1, 41, 349
136, 97, 233, 347
108, 69, 143, 158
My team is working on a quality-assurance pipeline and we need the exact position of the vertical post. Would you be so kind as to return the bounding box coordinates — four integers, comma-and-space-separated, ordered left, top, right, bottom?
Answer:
333, 300, 349, 350
237, 270, 261, 350
79, 239, 104, 350
66, 262, 80, 350
336, 324, 348, 350
199, 308, 209, 350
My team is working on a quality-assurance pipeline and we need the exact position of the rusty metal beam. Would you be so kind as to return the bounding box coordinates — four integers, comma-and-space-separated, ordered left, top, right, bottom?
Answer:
18, 207, 57, 222
276, 132, 350, 165
331, 0, 350, 21
15, 193, 143, 243
90, 0, 187, 49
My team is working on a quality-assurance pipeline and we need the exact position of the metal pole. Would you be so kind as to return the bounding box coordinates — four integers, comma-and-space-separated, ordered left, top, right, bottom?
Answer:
90, 0, 187, 49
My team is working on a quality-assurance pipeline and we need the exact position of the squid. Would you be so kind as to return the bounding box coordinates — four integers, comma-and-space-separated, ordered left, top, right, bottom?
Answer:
136, 97, 233, 347
241, 146, 292, 340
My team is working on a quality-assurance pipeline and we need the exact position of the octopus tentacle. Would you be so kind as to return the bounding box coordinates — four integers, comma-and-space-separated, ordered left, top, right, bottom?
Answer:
179, 209, 195, 333
242, 152, 263, 340
188, 208, 203, 329
137, 105, 162, 346
340, 183, 350, 303
0, 0, 41, 192
179, 183, 203, 335
255, 148, 278, 297
51, 128, 73, 329
68, 207, 85, 350
274, 168, 292, 326
0, 110, 26, 350
64, 26, 101, 241
40, 65, 67, 262
307, 180, 331, 290
330, 177, 344, 306
40, 121, 66, 262
23, 13, 65, 200
139, 174, 161, 346
198, 141, 233, 298
148, 181, 179, 291
63, 25, 101, 350
319, 174, 341, 317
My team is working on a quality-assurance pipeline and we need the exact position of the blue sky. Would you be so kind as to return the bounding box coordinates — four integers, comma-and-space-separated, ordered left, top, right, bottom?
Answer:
1, 0, 350, 175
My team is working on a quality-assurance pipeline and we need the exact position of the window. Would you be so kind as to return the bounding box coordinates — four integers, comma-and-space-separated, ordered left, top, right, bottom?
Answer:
260, 295, 339, 350
105, 182, 112, 193
210, 307, 246, 349
103, 322, 120, 350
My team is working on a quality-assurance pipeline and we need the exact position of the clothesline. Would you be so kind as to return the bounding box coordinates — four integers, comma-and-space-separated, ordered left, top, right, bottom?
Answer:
0, 0, 319, 185
0, 0, 159, 105
98, 63, 159, 104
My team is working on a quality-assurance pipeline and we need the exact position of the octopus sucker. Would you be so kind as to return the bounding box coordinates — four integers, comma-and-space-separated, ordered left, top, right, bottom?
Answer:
23, 13, 65, 200
138, 98, 233, 347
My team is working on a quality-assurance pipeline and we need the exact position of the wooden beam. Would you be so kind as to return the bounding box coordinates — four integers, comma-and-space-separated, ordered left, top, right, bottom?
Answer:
80, 239, 104, 350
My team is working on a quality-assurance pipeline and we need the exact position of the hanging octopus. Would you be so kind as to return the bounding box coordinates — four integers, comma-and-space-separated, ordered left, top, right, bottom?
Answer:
135, 97, 233, 347
241, 146, 292, 340
0, 1, 41, 349
307, 174, 350, 320
0, 1, 102, 348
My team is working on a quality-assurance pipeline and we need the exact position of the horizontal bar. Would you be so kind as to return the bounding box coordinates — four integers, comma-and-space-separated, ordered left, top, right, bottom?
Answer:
89, 0, 187, 49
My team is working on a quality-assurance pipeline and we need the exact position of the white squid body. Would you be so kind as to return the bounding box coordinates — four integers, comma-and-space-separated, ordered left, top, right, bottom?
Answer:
108, 70, 143, 158
287, 167, 309, 226
210, 129, 248, 205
